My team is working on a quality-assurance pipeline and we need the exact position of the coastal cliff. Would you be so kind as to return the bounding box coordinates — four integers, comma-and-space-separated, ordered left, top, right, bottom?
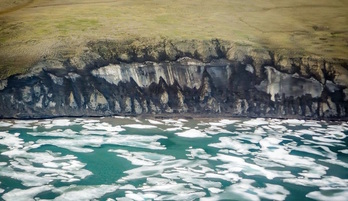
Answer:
0, 39, 347, 119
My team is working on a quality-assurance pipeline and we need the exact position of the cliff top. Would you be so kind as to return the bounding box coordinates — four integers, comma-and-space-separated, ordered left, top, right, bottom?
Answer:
0, 0, 347, 79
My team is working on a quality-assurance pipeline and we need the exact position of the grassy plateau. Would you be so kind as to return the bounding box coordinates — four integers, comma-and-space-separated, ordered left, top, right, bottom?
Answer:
0, 0, 347, 79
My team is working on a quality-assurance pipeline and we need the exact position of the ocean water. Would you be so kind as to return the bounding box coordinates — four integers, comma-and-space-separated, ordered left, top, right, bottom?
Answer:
0, 117, 348, 201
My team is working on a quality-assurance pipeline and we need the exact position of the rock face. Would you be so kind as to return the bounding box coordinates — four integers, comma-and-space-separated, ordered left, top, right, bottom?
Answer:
0, 40, 347, 119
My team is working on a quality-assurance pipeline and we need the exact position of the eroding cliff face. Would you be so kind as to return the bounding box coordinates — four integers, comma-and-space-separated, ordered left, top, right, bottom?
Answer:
256, 67, 323, 101
91, 59, 206, 89
0, 40, 347, 119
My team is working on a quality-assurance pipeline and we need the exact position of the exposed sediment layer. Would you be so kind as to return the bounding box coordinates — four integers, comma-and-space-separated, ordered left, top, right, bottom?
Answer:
0, 39, 347, 119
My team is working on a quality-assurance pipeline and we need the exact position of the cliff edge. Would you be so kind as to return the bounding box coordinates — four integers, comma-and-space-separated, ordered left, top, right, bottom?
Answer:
0, 39, 347, 119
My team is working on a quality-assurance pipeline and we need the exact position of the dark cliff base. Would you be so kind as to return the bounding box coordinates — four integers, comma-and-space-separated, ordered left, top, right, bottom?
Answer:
0, 39, 347, 120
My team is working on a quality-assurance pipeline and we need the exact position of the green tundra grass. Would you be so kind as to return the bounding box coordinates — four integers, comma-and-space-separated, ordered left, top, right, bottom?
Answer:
0, 0, 347, 79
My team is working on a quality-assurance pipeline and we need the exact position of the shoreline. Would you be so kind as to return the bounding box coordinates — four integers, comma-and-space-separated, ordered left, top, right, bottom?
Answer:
1, 113, 347, 122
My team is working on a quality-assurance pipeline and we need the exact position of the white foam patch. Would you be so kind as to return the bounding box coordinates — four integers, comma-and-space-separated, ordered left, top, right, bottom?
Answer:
53, 184, 119, 201
203, 179, 289, 201
162, 119, 185, 127
147, 119, 164, 125
339, 149, 348, 154
0, 167, 54, 187
109, 149, 175, 166
0, 182, 2, 194
82, 122, 125, 132
342, 122, 348, 129
14, 120, 39, 124
139, 177, 207, 199
328, 124, 348, 131
236, 132, 263, 144
261, 125, 273, 131
27, 129, 77, 138
35, 119, 53, 128
326, 130, 347, 139
0, 121, 12, 127
303, 121, 323, 127
113, 116, 129, 119
115, 198, 131, 201
123, 191, 158, 201
11, 122, 36, 129
105, 135, 167, 150
182, 177, 222, 189
125, 191, 150, 201
204, 126, 233, 135
309, 127, 328, 135
0, 152, 92, 186
122, 124, 157, 129
319, 159, 348, 168
156, 192, 206, 200
197, 122, 210, 126
209, 187, 223, 194
133, 118, 144, 123
51, 119, 73, 127
175, 129, 209, 138
37, 134, 167, 153
259, 136, 283, 148
187, 148, 211, 160
268, 124, 287, 132
235, 126, 252, 131
208, 122, 227, 127
120, 159, 208, 182
145, 177, 174, 186
243, 118, 269, 126
252, 158, 285, 168
284, 176, 348, 189
167, 164, 213, 179
77, 119, 100, 124
257, 147, 328, 178
289, 145, 327, 158
254, 127, 267, 134
214, 153, 293, 179
319, 145, 337, 159
142, 180, 196, 194
294, 129, 321, 136
302, 139, 336, 147
306, 190, 348, 201
0, 129, 92, 187
281, 119, 305, 125
165, 127, 182, 132
37, 136, 102, 153
2, 185, 53, 201
205, 172, 241, 183
79, 129, 118, 136
313, 136, 343, 144
0, 132, 24, 148
209, 137, 259, 155
206, 119, 239, 128
119, 184, 136, 190
219, 119, 240, 125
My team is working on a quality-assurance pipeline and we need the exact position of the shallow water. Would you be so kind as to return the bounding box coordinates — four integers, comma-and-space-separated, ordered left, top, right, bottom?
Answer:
0, 117, 348, 201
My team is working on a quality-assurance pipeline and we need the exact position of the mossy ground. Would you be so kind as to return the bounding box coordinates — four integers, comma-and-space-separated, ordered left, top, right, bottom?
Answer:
0, 0, 347, 79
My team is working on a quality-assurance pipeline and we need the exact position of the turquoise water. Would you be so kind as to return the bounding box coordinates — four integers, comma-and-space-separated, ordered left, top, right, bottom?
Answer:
0, 117, 347, 201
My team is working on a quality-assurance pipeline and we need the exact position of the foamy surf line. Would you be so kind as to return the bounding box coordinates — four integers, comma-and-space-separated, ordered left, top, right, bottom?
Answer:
0, 117, 347, 200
